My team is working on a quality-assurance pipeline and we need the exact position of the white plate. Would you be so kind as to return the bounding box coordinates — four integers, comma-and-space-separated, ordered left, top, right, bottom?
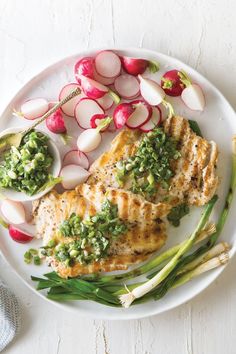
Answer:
0, 48, 235, 320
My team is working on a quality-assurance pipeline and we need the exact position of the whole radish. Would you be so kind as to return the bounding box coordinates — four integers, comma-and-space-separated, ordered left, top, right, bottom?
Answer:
121, 56, 159, 76
74, 57, 94, 83
46, 110, 66, 134
161, 69, 185, 97
179, 71, 205, 111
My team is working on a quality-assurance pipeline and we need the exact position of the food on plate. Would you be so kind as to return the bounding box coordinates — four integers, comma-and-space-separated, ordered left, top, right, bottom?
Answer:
46, 109, 67, 134
121, 56, 159, 75
0, 131, 54, 196
59, 164, 90, 189
89, 116, 219, 207
161, 69, 185, 97
1, 199, 26, 224
9, 225, 33, 244
32, 184, 168, 277
178, 71, 205, 111
14, 98, 49, 120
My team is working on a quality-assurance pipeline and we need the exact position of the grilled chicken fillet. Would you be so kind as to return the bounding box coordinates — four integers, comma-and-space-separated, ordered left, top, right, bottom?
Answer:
89, 116, 219, 207
33, 185, 169, 277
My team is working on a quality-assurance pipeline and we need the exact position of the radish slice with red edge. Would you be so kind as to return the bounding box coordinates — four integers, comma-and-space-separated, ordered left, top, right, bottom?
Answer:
1, 200, 26, 225
79, 75, 109, 99
63, 150, 89, 170
74, 57, 94, 83
179, 71, 205, 111
96, 93, 114, 110
113, 103, 135, 129
8, 225, 33, 243
121, 56, 159, 76
93, 69, 117, 85
139, 107, 162, 132
60, 164, 90, 189
114, 74, 140, 99
75, 98, 104, 129
126, 100, 152, 129
59, 83, 84, 117
95, 50, 121, 78
77, 129, 102, 153
90, 114, 111, 132
17, 98, 49, 120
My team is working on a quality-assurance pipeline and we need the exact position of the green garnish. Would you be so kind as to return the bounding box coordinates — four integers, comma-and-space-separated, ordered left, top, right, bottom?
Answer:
24, 248, 41, 265
116, 128, 181, 198
188, 120, 203, 137
48, 200, 127, 266
167, 204, 190, 227
0, 131, 54, 196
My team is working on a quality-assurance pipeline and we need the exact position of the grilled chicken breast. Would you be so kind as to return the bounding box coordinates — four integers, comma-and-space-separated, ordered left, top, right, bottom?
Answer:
89, 116, 219, 207
33, 185, 168, 277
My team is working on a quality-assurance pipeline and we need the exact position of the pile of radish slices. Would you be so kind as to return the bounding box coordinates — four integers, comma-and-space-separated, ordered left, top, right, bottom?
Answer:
3, 50, 206, 244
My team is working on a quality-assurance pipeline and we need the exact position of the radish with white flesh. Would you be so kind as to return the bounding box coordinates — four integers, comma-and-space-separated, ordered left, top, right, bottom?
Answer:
93, 69, 116, 85
74, 57, 94, 83
75, 98, 104, 129
90, 114, 111, 131
63, 150, 89, 170
126, 100, 152, 129
96, 93, 114, 110
121, 56, 159, 76
161, 69, 185, 97
60, 164, 90, 189
8, 225, 33, 243
139, 75, 174, 118
113, 103, 135, 129
139, 106, 161, 132
46, 110, 66, 134
1, 200, 26, 225
179, 71, 205, 111
95, 50, 121, 78
59, 83, 83, 117
79, 75, 120, 103
114, 74, 140, 99
16, 98, 49, 120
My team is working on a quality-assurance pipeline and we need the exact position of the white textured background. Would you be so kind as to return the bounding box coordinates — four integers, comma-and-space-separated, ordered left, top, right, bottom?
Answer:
0, 0, 236, 353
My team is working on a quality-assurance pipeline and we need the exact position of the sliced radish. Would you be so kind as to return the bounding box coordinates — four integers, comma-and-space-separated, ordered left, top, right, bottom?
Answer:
96, 93, 114, 110
121, 57, 159, 76
46, 110, 66, 134
181, 84, 205, 111
113, 103, 135, 129
161, 69, 185, 97
77, 129, 102, 153
63, 150, 89, 170
59, 83, 84, 117
74, 57, 94, 83
19, 98, 49, 120
75, 98, 104, 129
79, 75, 109, 99
114, 74, 140, 99
126, 100, 152, 129
8, 225, 33, 243
90, 114, 111, 132
93, 69, 117, 86
60, 164, 90, 189
95, 50, 121, 78
1, 200, 26, 225
139, 107, 161, 132
139, 75, 166, 105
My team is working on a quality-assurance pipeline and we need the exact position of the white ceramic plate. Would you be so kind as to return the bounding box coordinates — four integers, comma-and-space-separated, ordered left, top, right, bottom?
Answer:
0, 48, 235, 320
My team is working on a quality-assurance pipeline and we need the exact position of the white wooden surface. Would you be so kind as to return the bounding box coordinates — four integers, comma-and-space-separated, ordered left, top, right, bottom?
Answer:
0, 0, 236, 353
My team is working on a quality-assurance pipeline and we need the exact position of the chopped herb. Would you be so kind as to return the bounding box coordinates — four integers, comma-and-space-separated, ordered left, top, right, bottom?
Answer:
51, 200, 127, 266
0, 130, 54, 196
167, 204, 190, 227
24, 248, 41, 265
116, 128, 181, 197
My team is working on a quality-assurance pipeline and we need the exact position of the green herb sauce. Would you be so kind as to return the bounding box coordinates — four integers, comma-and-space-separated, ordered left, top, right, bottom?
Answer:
116, 128, 181, 197
167, 204, 190, 227
42, 200, 127, 267
0, 131, 54, 196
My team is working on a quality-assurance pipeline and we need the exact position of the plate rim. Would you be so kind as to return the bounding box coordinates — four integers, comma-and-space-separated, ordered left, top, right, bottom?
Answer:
0, 46, 235, 320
